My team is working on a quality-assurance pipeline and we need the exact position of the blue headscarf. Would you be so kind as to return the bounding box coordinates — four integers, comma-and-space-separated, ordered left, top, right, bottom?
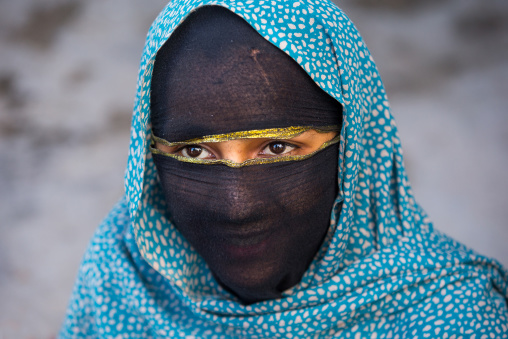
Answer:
60, 0, 508, 337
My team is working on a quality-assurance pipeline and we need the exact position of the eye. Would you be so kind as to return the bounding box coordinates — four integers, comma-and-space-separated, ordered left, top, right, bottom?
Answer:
178, 145, 214, 159
261, 141, 297, 157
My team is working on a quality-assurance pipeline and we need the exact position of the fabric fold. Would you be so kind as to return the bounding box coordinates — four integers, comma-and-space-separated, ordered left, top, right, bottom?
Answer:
60, 1, 508, 337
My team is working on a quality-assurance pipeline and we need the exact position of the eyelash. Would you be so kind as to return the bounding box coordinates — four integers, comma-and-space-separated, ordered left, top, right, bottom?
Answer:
259, 141, 298, 157
176, 145, 215, 159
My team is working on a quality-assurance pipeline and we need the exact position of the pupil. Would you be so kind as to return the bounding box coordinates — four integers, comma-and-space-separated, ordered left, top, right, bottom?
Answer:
269, 142, 286, 154
187, 146, 202, 157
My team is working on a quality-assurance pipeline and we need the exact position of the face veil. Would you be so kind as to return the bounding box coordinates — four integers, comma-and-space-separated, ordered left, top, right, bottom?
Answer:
149, 6, 343, 304
59, 0, 508, 338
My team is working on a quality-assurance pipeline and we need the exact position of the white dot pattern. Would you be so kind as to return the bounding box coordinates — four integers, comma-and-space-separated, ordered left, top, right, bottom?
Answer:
60, 0, 508, 338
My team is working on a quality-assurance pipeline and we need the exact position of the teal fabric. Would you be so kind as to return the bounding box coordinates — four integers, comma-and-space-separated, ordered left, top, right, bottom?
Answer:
60, 0, 508, 337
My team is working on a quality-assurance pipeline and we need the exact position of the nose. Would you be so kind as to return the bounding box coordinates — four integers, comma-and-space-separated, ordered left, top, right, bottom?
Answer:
216, 139, 256, 163
213, 178, 264, 224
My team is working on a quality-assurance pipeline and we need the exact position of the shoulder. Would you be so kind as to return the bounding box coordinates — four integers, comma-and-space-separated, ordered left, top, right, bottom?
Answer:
60, 198, 157, 338
78, 199, 131, 281
394, 231, 508, 336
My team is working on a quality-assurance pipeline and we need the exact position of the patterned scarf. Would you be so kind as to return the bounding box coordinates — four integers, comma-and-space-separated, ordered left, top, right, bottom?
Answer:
61, 0, 508, 337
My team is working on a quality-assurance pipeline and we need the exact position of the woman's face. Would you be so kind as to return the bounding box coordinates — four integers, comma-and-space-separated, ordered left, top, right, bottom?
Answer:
154, 129, 336, 164
150, 6, 342, 304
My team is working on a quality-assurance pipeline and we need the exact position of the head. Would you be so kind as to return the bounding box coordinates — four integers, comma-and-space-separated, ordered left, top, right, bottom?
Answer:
150, 6, 342, 304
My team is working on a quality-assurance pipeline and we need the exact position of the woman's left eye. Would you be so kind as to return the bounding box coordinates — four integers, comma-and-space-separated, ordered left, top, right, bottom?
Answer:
261, 141, 296, 157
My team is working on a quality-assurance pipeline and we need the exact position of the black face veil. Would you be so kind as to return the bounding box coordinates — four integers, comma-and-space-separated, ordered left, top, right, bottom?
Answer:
150, 6, 342, 304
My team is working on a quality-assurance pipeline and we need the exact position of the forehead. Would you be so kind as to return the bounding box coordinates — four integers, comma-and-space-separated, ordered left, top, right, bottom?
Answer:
150, 6, 341, 141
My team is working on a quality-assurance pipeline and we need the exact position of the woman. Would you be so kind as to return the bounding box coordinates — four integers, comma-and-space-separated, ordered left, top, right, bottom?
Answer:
61, 0, 508, 337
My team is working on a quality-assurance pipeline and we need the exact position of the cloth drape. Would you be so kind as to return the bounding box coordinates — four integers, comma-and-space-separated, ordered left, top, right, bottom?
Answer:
60, 0, 508, 337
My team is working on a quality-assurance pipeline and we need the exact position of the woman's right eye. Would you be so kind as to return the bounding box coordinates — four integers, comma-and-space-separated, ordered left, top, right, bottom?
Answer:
178, 145, 214, 159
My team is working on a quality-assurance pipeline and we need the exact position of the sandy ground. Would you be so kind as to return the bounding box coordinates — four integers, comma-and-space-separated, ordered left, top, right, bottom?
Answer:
0, 0, 507, 337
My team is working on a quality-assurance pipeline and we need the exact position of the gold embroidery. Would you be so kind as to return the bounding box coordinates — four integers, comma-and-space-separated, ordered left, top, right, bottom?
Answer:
149, 126, 340, 168
152, 125, 339, 147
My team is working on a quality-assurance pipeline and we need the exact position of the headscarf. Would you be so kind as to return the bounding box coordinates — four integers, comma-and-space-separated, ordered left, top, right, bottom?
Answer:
60, 0, 508, 338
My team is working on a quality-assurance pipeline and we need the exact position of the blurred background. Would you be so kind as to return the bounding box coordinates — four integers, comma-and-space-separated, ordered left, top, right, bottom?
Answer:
0, 0, 507, 337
